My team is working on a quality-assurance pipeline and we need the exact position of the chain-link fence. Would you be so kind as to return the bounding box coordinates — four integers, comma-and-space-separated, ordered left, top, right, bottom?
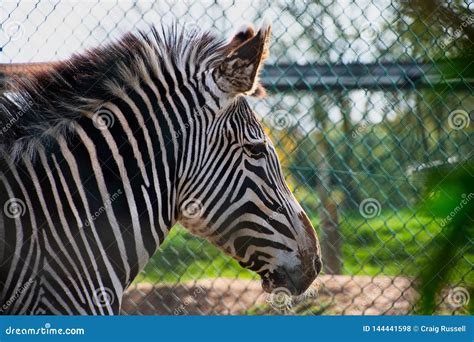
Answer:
1, 0, 472, 315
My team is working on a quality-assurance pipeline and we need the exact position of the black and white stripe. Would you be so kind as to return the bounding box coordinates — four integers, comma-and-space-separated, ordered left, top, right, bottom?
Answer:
0, 22, 321, 315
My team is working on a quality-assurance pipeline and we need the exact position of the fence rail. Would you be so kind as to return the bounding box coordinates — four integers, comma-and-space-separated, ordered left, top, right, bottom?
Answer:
2, 61, 474, 91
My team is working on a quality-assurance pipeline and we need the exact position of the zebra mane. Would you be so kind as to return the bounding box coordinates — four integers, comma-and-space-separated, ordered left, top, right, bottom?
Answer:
0, 25, 227, 160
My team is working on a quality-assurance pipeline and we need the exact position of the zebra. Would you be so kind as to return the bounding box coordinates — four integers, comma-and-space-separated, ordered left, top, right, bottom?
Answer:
0, 21, 322, 315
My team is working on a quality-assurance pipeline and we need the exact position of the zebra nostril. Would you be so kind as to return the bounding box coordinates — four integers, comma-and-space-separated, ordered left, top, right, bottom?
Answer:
314, 258, 322, 275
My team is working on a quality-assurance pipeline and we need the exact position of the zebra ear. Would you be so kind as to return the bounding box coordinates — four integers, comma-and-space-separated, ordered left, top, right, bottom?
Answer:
225, 24, 255, 52
214, 22, 271, 97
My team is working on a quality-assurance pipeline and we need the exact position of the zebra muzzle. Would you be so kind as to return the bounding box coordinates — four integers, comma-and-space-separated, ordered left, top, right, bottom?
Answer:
260, 257, 321, 296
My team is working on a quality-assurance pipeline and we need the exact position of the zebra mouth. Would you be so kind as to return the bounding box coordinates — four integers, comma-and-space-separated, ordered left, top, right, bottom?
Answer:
260, 270, 298, 295
261, 275, 273, 293
259, 266, 316, 296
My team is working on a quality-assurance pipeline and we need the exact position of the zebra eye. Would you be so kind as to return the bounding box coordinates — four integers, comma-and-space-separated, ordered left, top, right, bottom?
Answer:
243, 142, 267, 157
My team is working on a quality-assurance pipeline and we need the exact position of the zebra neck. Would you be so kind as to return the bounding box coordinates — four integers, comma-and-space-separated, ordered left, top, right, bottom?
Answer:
69, 95, 181, 281
0, 100, 180, 312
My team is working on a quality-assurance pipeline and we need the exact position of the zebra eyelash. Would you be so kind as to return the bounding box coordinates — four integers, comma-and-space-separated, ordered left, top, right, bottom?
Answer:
243, 142, 267, 157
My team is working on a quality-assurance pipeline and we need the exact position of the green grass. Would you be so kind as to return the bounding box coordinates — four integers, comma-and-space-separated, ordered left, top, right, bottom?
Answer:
134, 208, 472, 285
336, 210, 443, 276
134, 227, 254, 284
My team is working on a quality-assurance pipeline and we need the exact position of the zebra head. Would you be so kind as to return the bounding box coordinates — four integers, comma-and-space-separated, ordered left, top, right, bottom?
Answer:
177, 22, 322, 295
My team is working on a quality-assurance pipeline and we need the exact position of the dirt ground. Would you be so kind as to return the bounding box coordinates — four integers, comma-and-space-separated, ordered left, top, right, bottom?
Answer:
121, 275, 424, 315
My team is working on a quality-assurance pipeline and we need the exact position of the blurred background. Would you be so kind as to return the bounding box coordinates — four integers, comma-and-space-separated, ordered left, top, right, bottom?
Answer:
1, 0, 472, 315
